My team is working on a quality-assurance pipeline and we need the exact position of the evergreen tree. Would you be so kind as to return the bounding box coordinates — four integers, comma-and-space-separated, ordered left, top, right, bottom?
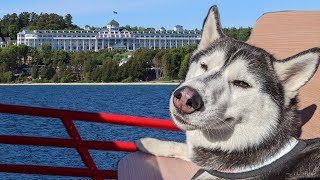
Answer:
64, 14, 72, 28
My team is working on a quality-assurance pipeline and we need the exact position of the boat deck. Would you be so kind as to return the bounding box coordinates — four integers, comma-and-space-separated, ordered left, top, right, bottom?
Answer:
0, 10, 319, 180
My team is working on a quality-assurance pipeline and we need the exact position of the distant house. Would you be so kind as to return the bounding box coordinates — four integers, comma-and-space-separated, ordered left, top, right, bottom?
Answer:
0, 38, 6, 48
160, 27, 166, 32
174, 25, 183, 32
84, 25, 91, 31
0, 36, 12, 48
17, 19, 201, 52
107, 19, 120, 31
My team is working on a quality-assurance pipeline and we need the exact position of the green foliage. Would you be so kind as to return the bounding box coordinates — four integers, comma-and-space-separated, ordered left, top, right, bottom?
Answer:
120, 25, 156, 32
0, 12, 80, 40
40, 64, 55, 80
31, 65, 38, 79
0, 25, 251, 84
0, 11, 253, 83
2, 71, 14, 83
178, 53, 190, 79
223, 27, 252, 41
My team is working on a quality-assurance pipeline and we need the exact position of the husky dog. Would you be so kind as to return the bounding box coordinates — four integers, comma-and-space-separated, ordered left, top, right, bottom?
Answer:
137, 5, 320, 179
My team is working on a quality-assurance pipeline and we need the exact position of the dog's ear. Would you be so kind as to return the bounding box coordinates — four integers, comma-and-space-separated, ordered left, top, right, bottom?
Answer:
274, 48, 320, 100
198, 5, 225, 51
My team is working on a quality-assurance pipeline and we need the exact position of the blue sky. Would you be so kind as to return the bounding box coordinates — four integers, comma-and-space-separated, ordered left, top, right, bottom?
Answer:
1, 0, 319, 30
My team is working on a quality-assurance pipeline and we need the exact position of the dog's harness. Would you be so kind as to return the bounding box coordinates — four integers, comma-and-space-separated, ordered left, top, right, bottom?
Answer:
192, 138, 307, 179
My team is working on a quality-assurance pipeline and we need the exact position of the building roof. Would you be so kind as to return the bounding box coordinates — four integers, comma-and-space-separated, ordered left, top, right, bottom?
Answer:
108, 19, 119, 26
4, 37, 11, 42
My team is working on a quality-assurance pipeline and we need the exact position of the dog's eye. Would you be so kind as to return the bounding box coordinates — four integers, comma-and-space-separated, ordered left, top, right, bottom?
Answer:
232, 80, 251, 88
200, 63, 208, 71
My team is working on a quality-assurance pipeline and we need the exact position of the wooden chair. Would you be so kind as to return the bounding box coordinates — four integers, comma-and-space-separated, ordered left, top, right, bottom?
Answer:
118, 11, 320, 179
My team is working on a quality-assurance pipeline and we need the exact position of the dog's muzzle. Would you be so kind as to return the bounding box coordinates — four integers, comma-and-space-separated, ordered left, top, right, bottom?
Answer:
173, 86, 204, 114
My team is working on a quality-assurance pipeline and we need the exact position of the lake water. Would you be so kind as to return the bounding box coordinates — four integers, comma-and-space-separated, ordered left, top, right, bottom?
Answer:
0, 85, 185, 180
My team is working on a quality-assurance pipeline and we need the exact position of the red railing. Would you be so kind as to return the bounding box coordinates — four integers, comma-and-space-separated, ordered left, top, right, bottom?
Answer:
0, 103, 181, 179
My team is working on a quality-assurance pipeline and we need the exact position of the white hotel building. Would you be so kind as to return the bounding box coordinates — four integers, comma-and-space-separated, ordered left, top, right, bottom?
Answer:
17, 20, 201, 52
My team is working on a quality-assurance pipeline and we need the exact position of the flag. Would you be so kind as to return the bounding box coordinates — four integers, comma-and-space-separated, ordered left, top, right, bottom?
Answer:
113, 11, 118, 14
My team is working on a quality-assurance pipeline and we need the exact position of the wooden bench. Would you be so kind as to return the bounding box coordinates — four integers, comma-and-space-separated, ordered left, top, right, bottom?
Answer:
247, 11, 320, 139
118, 11, 320, 179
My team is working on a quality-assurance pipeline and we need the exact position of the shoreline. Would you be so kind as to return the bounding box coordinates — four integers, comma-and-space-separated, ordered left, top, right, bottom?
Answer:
0, 82, 180, 86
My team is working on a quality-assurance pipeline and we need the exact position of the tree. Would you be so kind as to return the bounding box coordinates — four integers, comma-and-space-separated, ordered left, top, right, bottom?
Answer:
237, 27, 252, 41
1, 45, 19, 71
38, 44, 53, 65
178, 53, 190, 79
0, 12, 80, 40
154, 49, 168, 79
64, 14, 72, 28
162, 52, 173, 78
17, 44, 29, 65
40, 64, 55, 80
223, 27, 252, 41
52, 50, 70, 68
83, 58, 97, 81
18, 12, 30, 28
3, 71, 14, 83
8, 24, 19, 39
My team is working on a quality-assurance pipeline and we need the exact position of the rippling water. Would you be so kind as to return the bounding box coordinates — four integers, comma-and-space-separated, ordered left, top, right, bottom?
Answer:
0, 85, 185, 180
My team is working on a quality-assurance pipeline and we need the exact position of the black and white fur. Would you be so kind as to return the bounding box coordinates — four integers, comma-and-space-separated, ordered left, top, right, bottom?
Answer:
137, 5, 320, 179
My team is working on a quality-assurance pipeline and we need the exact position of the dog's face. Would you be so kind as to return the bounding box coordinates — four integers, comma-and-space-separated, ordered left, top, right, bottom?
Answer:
170, 6, 320, 141
171, 39, 282, 134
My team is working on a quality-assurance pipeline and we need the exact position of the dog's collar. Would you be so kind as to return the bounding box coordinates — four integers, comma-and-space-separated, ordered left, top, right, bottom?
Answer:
192, 138, 306, 179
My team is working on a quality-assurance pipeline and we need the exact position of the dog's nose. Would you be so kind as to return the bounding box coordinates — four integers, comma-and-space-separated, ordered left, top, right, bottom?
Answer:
173, 86, 203, 114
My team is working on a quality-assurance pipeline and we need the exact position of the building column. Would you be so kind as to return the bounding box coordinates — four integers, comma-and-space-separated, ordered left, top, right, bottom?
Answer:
165, 38, 167, 49
126, 39, 129, 50
102, 39, 105, 49
76, 40, 79, 51
176, 39, 178, 48
170, 38, 172, 48
70, 40, 72, 51
83, 39, 85, 51
107, 39, 110, 49
64, 40, 66, 51
133, 39, 136, 50
95, 39, 98, 52
153, 38, 156, 50
138, 39, 141, 49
